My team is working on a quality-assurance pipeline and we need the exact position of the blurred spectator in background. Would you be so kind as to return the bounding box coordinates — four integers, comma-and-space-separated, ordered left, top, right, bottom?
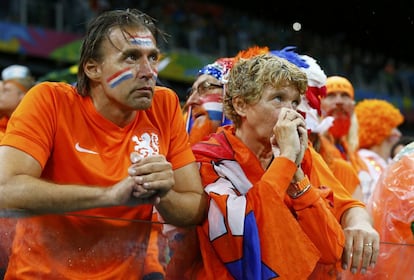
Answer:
319, 76, 366, 173
319, 76, 372, 206
0, 64, 36, 140
390, 135, 414, 159
354, 99, 404, 203
0, 64, 35, 279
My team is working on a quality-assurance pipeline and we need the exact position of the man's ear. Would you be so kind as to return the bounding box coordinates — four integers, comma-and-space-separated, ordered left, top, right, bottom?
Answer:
232, 96, 246, 117
84, 59, 101, 81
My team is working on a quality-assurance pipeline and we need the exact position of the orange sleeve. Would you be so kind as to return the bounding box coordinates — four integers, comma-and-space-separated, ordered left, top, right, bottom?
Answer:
307, 146, 365, 221
261, 156, 297, 197
1, 82, 62, 168
286, 185, 345, 264
197, 156, 321, 278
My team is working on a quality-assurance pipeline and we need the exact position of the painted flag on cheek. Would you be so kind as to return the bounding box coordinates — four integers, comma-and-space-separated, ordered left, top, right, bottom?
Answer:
200, 94, 223, 121
107, 68, 134, 88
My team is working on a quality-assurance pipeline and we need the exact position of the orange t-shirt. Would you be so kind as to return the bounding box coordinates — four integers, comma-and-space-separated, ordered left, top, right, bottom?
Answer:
1, 82, 195, 279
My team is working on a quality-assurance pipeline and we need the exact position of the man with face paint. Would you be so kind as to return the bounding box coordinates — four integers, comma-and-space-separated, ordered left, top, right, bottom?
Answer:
0, 9, 206, 279
183, 57, 234, 145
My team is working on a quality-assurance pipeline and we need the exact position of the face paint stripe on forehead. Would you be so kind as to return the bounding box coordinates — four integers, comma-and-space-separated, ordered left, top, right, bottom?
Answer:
129, 36, 155, 48
107, 68, 134, 88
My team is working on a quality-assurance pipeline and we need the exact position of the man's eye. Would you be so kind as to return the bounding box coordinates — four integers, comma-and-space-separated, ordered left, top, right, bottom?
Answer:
126, 54, 138, 61
149, 54, 159, 63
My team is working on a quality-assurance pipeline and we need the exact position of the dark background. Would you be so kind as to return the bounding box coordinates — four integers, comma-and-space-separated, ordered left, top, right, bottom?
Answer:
1, 0, 413, 136
211, 0, 414, 63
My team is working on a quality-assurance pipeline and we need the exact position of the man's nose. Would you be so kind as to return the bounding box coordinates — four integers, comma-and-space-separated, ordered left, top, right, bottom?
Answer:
137, 59, 156, 79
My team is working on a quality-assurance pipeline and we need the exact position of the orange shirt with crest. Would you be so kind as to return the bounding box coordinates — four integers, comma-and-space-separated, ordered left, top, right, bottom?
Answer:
1, 82, 194, 279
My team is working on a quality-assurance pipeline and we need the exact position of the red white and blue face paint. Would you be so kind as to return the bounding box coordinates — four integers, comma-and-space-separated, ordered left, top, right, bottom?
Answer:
200, 93, 223, 121
129, 36, 155, 48
185, 93, 232, 133
106, 68, 134, 88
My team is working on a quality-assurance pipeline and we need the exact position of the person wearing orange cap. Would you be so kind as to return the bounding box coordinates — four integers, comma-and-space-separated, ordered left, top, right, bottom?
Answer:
319, 76, 367, 172
354, 99, 404, 203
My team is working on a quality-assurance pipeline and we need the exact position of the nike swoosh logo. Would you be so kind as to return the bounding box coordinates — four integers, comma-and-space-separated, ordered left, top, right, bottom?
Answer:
75, 142, 98, 154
